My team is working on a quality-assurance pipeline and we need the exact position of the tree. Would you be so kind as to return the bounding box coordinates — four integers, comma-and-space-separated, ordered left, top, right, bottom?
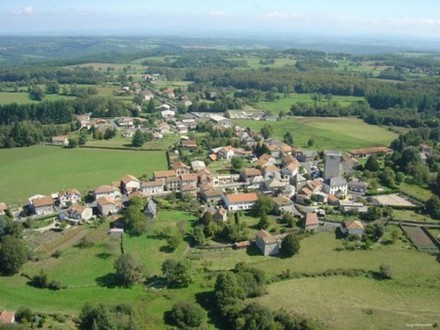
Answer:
132, 129, 145, 147
257, 212, 271, 230
283, 131, 294, 146
260, 124, 273, 139
280, 233, 300, 257
78, 303, 113, 330
162, 259, 192, 288
200, 211, 214, 226
231, 156, 245, 172
15, 307, 33, 324
379, 264, 392, 279
191, 226, 206, 245
146, 98, 155, 113
0, 235, 27, 275
253, 194, 275, 216
167, 234, 182, 251
114, 254, 144, 287
104, 127, 116, 140
68, 137, 78, 148
169, 302, 205, 329
307, 137, 315, 147
425, 195, 440, 219
380, 167, 396, 187
123, 205, 147, 236
236, 302, 274, 330
29, 85, 46, 101
362, 206, 382, 221
364, 155, 380, 172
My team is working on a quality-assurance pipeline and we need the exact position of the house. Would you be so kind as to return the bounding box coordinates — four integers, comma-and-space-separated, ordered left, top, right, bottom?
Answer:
165, 176, 181, 192
272, 196, 296, 214
157, 104, 171, 112
93, 185, 121, 201
157, 122, 171, 134
162, 89, 175, 99
255, 229, 288, 256
51, 135, 68, 146
75, 114, 92, 129
348, 179, 368, 195
96, 197, 122, 215
179, 96, 193, 107
264, 138, 293, 156
0, 311, 15, 324
341, 153, 360, 176
281, 162, 299, 180
210, 115, 230, 126
293, 173, 307, 191
240, 168, 263, 185
143, 90, 154, 101
263, 178, 286, 193
28, 195, 54, 216
280, 184, 296, 199
128, 191, 148, 200
324, 151, 342, 180
181, 140, 197, 151
218, 146, 235, 160
120, 175, 141, 194
198, 168, 214, 189
143, 200, 157, 219
297, 150, 318, 162
253, 153, 276, 167
191, 160, 206, 171
323, 177, 348, 197
62, 205, 93, 225
223, 193, 258, 211
349, 147, 392, 158
339, 201, 368, 214
116, 117, 134, 127
161, 110, 176, 119
204, 207, 228, 222
296, 187, 313, 205
153, 170, 177, 181
262, 164, 281, 180
208, 153, 217, 162
170, 161, 190, 175
303, 213, 319, 230
57, 189, 81, 208
341, 220, 365, 236
0, 203, 8, 216
180, 173, 198, 189
181, 184, 197, 196
140, 180, 165, 196
200, 188, 224, 204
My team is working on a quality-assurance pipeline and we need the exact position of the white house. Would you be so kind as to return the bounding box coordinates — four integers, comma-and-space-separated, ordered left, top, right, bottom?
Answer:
323, 177, 348, 197
120, 174, 141, 194
218, 146, 235, 160
63, 205, 93, 225
140, 180, 165, 196
51, 135, 69, 146
93, 185, 121, 201
161, 110, 176, 119
223, 193, 258, 211
58, 189, 81, 208
341, 220, 365, 236
96, 197, 122, 215
28, 195, 54, 216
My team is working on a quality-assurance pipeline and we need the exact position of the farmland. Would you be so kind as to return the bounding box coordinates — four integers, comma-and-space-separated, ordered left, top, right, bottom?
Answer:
0, 146, 167, 205
0, 92, 75, 105
233, 117, 397, 151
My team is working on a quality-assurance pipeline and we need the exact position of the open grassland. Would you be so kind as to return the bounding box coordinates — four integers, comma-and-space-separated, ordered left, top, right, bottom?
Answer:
257, 276, 440, 329
255, 94, 364, 114
399, 182, 433, 202
392, 210, 436, 224
0, 92, 75, 105
85, 134, 178, 150
233, 117, 397, 151
0, 146, 167, 204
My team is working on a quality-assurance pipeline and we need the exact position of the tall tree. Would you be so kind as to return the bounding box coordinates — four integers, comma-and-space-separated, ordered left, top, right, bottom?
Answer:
114, 254, 144, 287
280, 233, 300, 257
0, 235, 27, 275
132, 129, 145, 147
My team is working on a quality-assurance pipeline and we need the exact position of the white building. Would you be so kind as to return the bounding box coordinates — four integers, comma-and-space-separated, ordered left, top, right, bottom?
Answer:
223, 193, 258, 211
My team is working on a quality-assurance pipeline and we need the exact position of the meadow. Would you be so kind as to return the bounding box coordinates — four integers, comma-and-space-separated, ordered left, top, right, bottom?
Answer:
0, 146, 167, 205
233, 117, 397, 151
85, 134, 178, 151
0, 92, 75, 105
255, 93, 364, 114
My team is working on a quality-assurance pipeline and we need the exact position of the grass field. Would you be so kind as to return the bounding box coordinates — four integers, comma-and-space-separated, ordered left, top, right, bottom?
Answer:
85, 134, 178, 150
255, 94, 364, 114
399, 182, 433, 202
0, 146, 167, 205
0, 92, 75, 105
233, 117, 397, 151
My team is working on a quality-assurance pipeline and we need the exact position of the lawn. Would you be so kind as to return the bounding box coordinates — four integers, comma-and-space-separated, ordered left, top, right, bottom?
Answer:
0, 146, 167, 205
255, 93, 364, 114
392, 209, 436, 224
233, 117, 397, 151
399, 182, 433, 202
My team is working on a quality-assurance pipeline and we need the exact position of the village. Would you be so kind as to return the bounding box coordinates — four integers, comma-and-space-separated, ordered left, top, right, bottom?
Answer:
2, 96, 432, 259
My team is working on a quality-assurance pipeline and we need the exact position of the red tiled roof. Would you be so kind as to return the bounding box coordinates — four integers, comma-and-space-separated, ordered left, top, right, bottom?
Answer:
180, 173, 197, 181
121, 174, 139, 185
0, 311, 15, 324
32, 196, 53, 207
153, 170, 176, 179
304, 213, 319, 227
94, 185, 119, 194
349, 147, 392, 156
225, 193, 258, 204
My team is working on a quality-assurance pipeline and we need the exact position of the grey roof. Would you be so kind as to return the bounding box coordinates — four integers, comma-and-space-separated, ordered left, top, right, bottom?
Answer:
144, 200, 157, 217
326, 177, 347, 187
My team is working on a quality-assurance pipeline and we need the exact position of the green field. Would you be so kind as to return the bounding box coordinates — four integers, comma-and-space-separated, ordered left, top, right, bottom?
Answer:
255, 93, 364, 114
0, 146, 167, 205
85, 134, 178, 151
0, 92, 75, 105
399, 182, 433, 202
233, 117, 397, 151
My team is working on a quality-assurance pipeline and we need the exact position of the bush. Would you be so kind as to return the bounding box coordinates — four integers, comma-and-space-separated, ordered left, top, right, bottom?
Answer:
169, 302, 205, 329
280, 233, 300, 257
15, 307, 33, 324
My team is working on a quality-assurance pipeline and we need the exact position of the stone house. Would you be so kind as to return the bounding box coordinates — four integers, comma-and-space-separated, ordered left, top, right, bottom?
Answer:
255, 229, 287, 256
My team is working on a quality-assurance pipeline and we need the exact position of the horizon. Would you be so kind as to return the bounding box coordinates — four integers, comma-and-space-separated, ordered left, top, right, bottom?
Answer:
1, 0, 440, 42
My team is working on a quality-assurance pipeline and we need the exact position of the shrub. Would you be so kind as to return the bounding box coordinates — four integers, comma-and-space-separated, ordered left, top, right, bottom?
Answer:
169, 302, 205, 329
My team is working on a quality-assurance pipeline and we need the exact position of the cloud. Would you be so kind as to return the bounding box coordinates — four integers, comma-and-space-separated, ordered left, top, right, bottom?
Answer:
10, 6, 34, 16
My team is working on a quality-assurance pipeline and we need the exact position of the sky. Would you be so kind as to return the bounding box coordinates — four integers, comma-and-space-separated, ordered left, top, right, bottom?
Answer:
1, 0, 440, 40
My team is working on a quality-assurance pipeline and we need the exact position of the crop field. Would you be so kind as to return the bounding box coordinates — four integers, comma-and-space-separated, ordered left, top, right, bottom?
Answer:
233, 117, 397, 151
255, 93, 364, 114
0, 146, 167, 204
